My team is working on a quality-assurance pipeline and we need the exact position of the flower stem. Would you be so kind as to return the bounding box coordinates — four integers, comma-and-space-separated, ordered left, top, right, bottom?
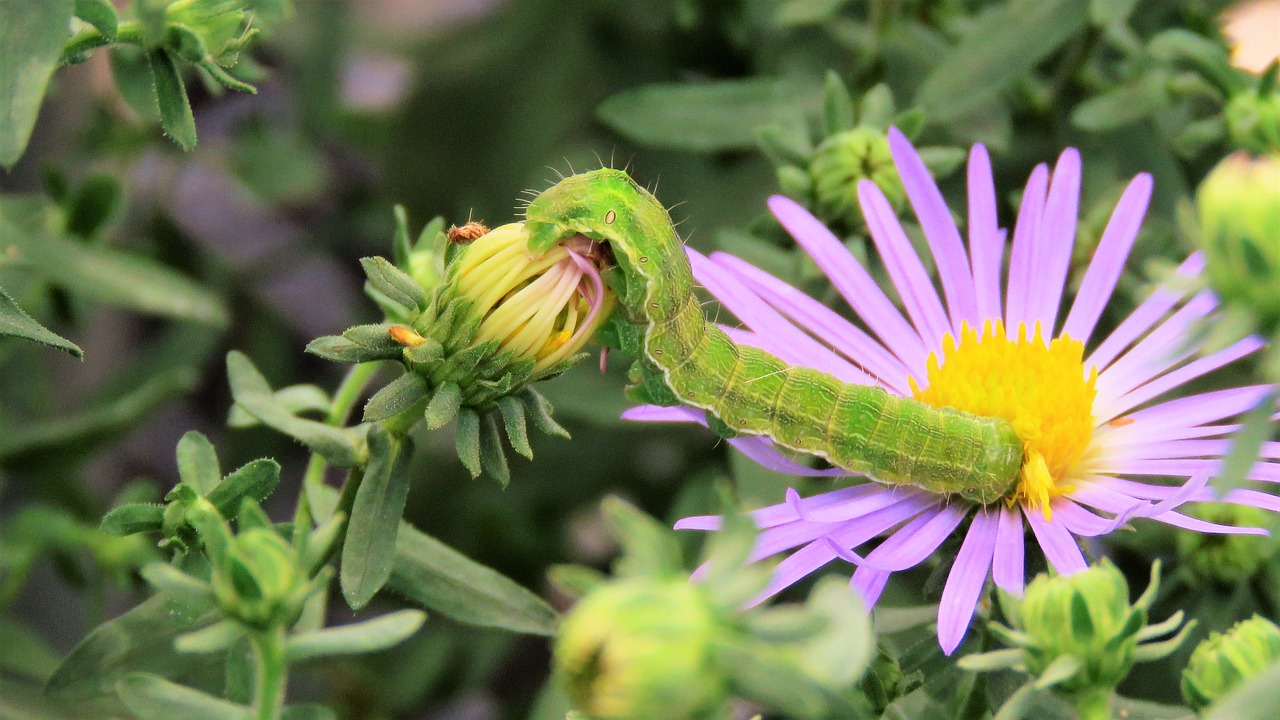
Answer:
250, 626, 288, 720
1069, 688, 1114, 720
61, 22, 144, 64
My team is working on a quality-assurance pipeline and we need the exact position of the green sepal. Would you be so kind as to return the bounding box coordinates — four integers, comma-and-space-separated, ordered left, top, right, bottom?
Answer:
424, 382, 463, 430
404, 338, 443, 364
343, 323, 402, 350
479, 414, 510, 487
821, 70, 855, 135
497, 396, 533, 459
206, 459, 281, 519
305, 335, 401, 364
363, 372, 430, 423
234, 498, 274, 532
522, 388, 570, 439
165, 23, 208, 64
360, 257, 428, 312
101, 503, 165, 536
455, 409, 482, 478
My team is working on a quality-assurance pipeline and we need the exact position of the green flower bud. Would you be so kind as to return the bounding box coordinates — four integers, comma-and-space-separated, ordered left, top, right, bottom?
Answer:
212, 528, 307, 629
809, 127, 904, 224
1176, 504, 1276, 585
1225, 90, 1280, 154
1196, 152, 1280, 332
1019, 560, 1139, 692
1182, 616, 1280, 710
164, 0, 256, 65
554, 578, 728, 720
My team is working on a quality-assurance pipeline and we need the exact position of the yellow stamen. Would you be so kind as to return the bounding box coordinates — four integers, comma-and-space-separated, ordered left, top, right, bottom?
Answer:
909, 320, 1097, 519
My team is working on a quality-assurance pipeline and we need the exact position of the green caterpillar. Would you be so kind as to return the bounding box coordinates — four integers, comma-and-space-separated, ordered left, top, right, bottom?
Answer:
524, 169, 1024, 504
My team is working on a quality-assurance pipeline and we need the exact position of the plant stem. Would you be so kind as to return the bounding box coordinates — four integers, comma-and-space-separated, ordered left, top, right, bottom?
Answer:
61, 22, 145, 64
1070, 688, 1115, 720
250, 626, 288, 720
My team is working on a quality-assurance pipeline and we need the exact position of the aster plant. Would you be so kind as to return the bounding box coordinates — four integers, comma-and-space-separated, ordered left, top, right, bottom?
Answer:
628, 128, 1280, 658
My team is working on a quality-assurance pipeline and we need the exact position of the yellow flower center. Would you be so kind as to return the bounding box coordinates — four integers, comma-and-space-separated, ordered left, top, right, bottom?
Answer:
908, 320, 1097, 518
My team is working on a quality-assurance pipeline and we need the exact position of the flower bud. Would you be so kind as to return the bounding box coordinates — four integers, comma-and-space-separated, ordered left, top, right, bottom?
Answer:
1176, 504, 1276, 585
212, 528, 307, 629
1182, 616, 1280, 710
1019, 560, 1139, 692
554, 578, 728, 720
164, 0, 256, 65
1197, 152, 1280, 332
809, 127, 904, 224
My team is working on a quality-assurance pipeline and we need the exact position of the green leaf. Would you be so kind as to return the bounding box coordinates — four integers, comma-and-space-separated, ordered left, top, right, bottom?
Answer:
111, 46, 160, 122
100, 503, 165, 536
0, 0, 73, 168
117, 673, 246, 720
305, 335, 400, 364
716, 637, 864, 720
0, 368, 196, 461
65, 173, 123, 239
285, 609, 426, 662
424, 382, 463, 430
226, 351, 363, 467
73, 0, 117, 39
47, 595, 217, 698
206, 459, 281, 518
0, 202, 228, 326
0, 285, 82, 357
173, 620, 244, 654
915, 0, 1089, 123
341, 428, 414, 609
282, 705, 338, 720
363, 372, 429, 422
388, 521, 557, 635
0, 676, 101, 720
454, 409, 482, 477
597, 78, 820, 152
1088, 0, 1138, 27
0, 619, 62, 683
479, 413, 510, 486
497, 396, 532, 459
1071, 73, 1170, 131
360, 256, 428, 312
176, 431, 221, 494
139, 564, 216, 608
149, 50, 197, 150
228, 384, 331, 427
601, 496, 683, 578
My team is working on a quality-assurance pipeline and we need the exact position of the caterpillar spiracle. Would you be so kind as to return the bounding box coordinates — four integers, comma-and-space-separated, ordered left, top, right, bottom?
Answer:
524, 169, 1024, 504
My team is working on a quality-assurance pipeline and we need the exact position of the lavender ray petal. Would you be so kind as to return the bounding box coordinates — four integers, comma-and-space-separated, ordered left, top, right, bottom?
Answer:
768, 195, 929, 370
992, 505, 1025, 594
1061, 174, 1153, 341
1026, 507, 1088, 574
1094, 292, 1217, 405
1053, 498, 1135, 537
728, 435, 851, 476
1103, 386, 1273, 439
620, 405, 705, 423
1086, 254, 1204, 371
1153, 510, 1270, 535
751, 485, 886, 528
858, 180, 953, 352
1097, 336, 1265, 421
1004, 164, 1049, 331
749, 493, 938, 563
675, 516, 722, 530
1029, 148, 1081, 329
840, 503, 968, 571
967, 144, 1005, 321
851, 566, 892, 607
712, 252, 913, 393
938, 508, 999, 654
889, 127, 980, 329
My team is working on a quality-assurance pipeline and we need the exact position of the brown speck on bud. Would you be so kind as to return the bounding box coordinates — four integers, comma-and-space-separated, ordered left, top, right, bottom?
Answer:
389, 325, 426, 347
447, 221, 490, 245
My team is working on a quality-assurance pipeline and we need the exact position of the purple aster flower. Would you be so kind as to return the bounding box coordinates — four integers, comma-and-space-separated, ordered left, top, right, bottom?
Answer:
622, 128, 1280, 655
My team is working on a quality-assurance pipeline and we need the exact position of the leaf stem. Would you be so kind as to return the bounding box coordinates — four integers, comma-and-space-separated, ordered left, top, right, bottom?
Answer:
61, 22, 145, 64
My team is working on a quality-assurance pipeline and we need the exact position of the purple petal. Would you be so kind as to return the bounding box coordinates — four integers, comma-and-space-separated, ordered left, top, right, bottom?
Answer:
728, 435, 851, 476
858, 180, 953, 352
1061, 174, 1153, 342
967, 144, 1004, 321
851, 566, 892, 606
1028, 148, 1081, 330
620, 405, 703, 423
1094, 292, 1217, 406
832, 503, 967, 571
1053, 499, 1134, 537
1086, 254, 1204, 371
1153, 511, 1270, 535
938, 508, 999, 654
675, 515, 722, 531
688, 248, 871, 383
1099, 336, 1265, 421
889, 127, 980, 330
711, 253, 913, 393
750, 492, 940, 563
992, 505, 1025, 594
768, 196, 929, 371
1106, 386, 1273, 439
751, 485, 886, 528
1004, 163, 1050, 331
1026, 507, 1088, 574
1068, 480, 1151, 515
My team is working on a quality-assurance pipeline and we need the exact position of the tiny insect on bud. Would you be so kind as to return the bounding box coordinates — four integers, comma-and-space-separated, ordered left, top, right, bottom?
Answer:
389, 325, 427, 347
447, 221, 490, 245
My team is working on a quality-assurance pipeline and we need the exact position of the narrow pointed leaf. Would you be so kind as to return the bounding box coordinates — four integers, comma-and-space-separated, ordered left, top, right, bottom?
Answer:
173, 620, 243, 654
139, 565, 215, 609
479, 414, 510, 486
389, 522, 557, 635
285, 610, 426, 662
601, 497, 683, 578
341, 429, 414, 609
0, 286, 82, 357
363, 372, 429, 422
176, 432, 221, 494
522, 389, 569, 439
149, 50, 197, 151
101, 503, 165, 536
425, 382, 463, 429
305, 335, 400, 364
228, 385, 330, 427
74, 0, 117, 38
117, 673, 245, 720
360, 257, 428, 312
1033, 655, 1083, 689
206, 459, 281, 518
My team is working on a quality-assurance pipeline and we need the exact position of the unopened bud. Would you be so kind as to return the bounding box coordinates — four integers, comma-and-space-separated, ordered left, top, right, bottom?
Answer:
810, 127, 904, 224
1182, 616, 1280, 710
